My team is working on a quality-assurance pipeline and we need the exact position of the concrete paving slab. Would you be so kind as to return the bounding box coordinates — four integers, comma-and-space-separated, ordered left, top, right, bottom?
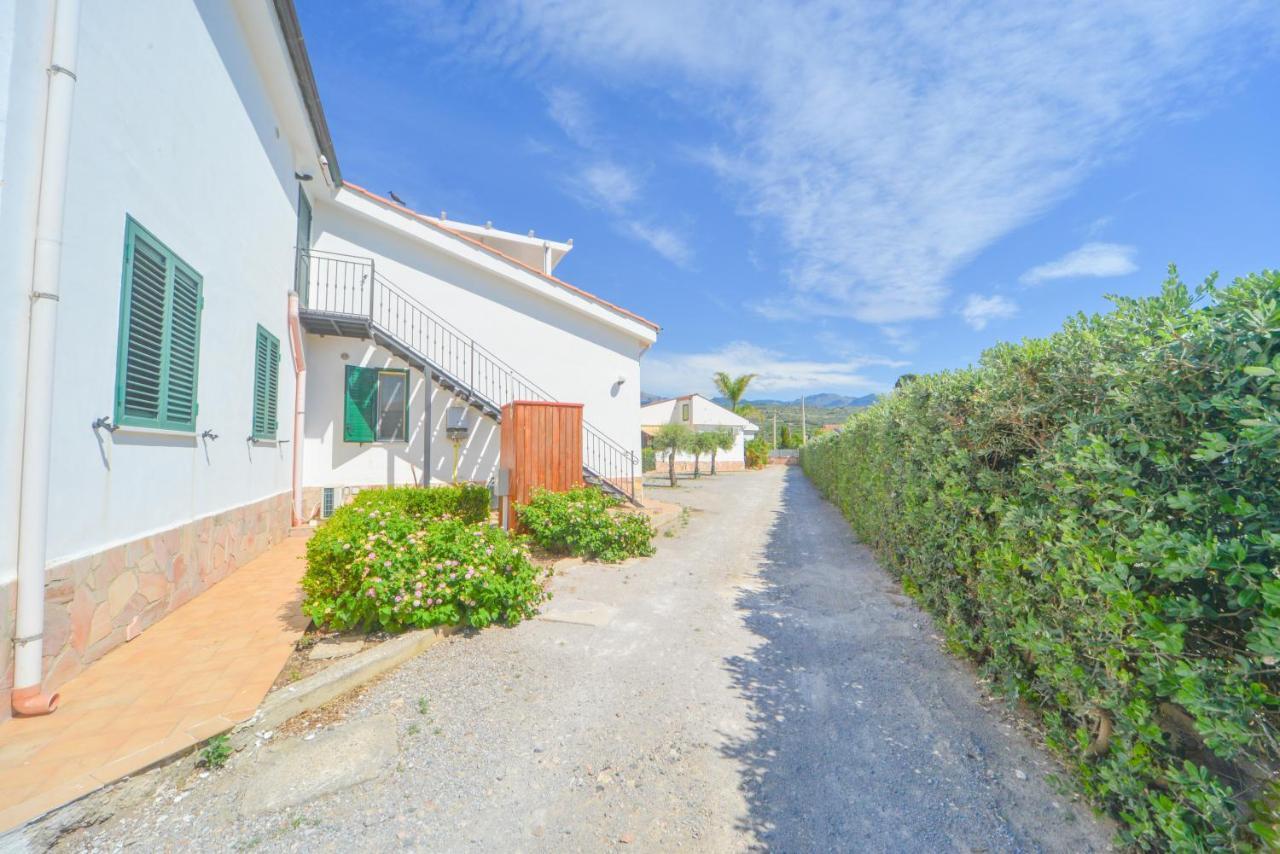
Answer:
238, 714, 397, 816
535, 597, 618, 627
308, 639, 365, 661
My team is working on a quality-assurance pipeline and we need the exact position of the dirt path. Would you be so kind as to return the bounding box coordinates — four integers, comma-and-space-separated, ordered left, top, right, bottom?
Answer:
60, 467, 1112, 852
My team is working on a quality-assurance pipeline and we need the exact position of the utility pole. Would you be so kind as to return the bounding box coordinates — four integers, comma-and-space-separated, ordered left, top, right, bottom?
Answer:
772, 410, 777, 446
800, 395, 807, 444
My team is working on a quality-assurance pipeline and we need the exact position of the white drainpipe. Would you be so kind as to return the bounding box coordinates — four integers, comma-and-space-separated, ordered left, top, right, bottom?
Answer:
287, 292, 307, 526
13, 0, 81, 717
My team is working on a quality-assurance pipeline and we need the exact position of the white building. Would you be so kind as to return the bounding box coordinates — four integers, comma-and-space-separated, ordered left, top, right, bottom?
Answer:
641, 394, 759, 472
0, 0, 657, 718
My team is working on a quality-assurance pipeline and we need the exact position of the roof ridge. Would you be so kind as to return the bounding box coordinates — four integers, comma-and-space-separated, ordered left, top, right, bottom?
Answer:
342, 182, 660, 332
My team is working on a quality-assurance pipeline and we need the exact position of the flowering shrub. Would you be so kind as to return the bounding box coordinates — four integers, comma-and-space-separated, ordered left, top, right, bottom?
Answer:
800, 270, 1280, 850
302, 506, 545, 632
518, 487, 655, 563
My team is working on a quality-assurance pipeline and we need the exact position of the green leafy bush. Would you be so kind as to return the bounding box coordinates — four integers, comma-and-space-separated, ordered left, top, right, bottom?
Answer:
642, 447, 656, 473
302, 501, 545, 632
800, 269, 1280, 850
744, 436, 770, 469
351, 483, 489, 524
519, 487, 656, 563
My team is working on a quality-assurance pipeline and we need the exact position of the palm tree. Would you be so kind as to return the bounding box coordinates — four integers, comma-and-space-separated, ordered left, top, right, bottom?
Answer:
713, 372, 758, 414
709, 429, 735, 475
651, 423, 693, 487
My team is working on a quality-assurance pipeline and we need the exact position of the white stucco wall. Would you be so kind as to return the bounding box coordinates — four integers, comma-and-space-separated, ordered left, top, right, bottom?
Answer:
300, 335, 502, 489
40, 1, 311, 564
310, 195, 650, 467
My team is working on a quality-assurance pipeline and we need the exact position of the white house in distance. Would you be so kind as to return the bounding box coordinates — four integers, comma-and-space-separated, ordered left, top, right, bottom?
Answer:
0, 0, 657, 718
641, 394, 759, 472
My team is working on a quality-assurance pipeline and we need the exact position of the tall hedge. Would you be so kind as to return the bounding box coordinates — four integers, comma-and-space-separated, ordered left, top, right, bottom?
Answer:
801, 270, 1279, 850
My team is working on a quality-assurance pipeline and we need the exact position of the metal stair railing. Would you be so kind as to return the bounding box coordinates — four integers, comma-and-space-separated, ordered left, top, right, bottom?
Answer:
298, 249, 638, 502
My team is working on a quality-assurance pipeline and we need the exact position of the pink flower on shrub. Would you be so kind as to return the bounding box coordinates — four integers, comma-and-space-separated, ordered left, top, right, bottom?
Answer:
366, 588, 376, 597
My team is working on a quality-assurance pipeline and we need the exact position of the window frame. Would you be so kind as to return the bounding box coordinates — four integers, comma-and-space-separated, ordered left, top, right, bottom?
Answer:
343, 365, 409, 444
113, 216, 204, 433
374, 369, 408, 442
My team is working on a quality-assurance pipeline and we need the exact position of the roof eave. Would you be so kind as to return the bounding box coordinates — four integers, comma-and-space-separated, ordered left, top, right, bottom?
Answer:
271, 0, 341, 185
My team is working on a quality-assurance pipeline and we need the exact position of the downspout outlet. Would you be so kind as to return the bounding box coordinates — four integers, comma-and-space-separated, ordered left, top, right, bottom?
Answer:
12, 684, 59, 716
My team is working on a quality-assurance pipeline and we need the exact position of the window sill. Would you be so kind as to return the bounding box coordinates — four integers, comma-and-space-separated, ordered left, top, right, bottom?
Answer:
111, 424, 196, 439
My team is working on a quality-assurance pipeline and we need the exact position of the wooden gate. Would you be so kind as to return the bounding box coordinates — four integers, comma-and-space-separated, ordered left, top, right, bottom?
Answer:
499, 401, 584, 508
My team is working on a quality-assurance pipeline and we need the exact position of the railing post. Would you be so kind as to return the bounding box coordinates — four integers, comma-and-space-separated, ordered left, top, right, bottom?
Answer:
368, 259, 376, 320
470, 340, 475, 395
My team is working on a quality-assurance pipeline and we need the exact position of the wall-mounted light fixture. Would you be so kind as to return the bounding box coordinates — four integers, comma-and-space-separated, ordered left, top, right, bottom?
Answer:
91, 415, 117, 433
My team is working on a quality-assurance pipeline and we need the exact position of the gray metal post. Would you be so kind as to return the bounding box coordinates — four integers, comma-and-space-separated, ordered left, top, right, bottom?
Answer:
423, 370, 432, 485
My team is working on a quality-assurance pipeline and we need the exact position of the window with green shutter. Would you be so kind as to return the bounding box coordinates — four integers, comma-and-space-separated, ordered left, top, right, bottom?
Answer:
114, 217, 204, 432
344, 365, 408, 443
252, 325, 281, 440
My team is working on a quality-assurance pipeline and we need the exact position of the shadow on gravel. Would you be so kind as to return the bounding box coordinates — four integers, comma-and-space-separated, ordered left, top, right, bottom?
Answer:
718, 468, 1105, 853
719, 467, 873, 851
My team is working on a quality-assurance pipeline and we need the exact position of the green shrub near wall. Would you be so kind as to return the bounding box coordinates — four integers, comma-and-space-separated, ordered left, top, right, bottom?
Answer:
301, 484, 547, 632
518, 487, 656, 563
745, 436, 770, 469
350, 484, 490, 524
801, 270, 1280, 850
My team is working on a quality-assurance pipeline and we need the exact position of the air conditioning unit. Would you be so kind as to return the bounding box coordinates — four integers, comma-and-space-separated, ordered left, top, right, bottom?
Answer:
320, 486, 362, 519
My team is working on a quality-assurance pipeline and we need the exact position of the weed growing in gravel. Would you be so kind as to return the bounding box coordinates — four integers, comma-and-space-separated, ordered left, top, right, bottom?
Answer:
518, 487, 655, 563
417, 696, 430, 715
199, 734, 232, 770
406, 723, 420, 736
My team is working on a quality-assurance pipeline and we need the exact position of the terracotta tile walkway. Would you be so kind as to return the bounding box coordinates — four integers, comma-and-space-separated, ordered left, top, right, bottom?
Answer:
0, 535, 310, 832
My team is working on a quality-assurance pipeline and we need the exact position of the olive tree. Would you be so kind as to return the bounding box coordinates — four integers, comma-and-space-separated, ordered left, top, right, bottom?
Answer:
650, 423, 693, 487
709, 429, 735, 475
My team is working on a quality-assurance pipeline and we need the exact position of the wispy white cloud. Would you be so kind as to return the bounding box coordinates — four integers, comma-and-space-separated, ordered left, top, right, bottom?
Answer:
540, 89, 693, 266
572, 161, 639, 212
1020, 242, 1138, 285
625, 222, 694, 267
642, 340, 903, 397
960, 294, 1018, 330
879, 324, 919, 354
545, 86, 597, 147
390, 0, 1277, 323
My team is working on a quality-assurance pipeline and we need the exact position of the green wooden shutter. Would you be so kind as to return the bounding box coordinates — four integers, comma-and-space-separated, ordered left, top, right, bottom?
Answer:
252, 325, 281, 440
117, 230, 168, 423
163, 262, 202, 430
344, 365, 378, 442
114, 218, 203, 432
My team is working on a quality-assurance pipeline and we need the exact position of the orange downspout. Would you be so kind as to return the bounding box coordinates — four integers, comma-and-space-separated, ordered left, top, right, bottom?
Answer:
288, 292, 306, 526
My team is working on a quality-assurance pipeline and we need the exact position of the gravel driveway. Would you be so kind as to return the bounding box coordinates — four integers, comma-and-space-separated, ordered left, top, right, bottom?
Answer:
58, 466, 1113, 852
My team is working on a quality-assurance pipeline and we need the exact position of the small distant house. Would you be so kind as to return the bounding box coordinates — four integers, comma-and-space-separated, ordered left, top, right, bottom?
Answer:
641, 394, 758, 471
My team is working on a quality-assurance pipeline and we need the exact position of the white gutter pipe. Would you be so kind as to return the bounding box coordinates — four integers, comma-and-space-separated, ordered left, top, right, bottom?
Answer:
13, 0, 81, 717
288, 292, 307, 526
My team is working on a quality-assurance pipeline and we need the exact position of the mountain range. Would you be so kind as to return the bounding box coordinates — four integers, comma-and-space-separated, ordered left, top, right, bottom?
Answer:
640, 392, 877, 409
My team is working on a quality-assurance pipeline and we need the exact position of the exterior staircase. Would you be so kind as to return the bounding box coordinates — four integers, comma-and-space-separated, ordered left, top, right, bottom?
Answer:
296, 249, 637, 503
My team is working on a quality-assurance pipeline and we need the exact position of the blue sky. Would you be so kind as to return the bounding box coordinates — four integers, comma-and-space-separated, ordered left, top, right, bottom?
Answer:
298, 1, 1280, 399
